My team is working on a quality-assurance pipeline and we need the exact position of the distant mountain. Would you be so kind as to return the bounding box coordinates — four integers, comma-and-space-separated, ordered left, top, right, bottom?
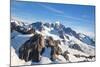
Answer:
31, 22, 45, 31
11, 20, 95, 46
63, 27, 78, 37
29, 21, 95, 46
77, 33, 95, 46
11, 20, 35, 34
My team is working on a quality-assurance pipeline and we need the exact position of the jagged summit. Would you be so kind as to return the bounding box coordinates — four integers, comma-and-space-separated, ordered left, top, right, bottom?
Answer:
55, 21, 60, 25
11, 19, 95, 46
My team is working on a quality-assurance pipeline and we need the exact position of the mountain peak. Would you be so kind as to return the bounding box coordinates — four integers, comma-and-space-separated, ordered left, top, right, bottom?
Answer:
55, 21, 60, 26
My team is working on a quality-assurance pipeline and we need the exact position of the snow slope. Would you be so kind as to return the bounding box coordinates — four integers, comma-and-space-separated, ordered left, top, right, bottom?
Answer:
11, 20, 95, 66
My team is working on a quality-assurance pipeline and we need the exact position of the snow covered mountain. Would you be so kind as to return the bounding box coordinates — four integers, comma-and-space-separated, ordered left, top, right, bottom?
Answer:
77, 33, 95, 46
35, 21, 94, 45
11, 20, 95, 66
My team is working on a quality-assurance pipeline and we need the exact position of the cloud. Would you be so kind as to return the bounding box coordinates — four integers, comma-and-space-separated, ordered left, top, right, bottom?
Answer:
56, 14, 92, 23
38, 4, 64, 14
38, 4, 91, 23
39, 4, 84, 22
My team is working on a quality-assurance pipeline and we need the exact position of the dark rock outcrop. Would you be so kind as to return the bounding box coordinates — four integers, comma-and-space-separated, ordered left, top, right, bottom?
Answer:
18, 34, 45, 62
69, 44, 83, 52
45, 37, 62, 61
62, 50, 69, 61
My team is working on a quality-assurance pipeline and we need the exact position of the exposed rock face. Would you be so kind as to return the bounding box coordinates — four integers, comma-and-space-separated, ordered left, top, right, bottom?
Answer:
46, 36, 55, 47
18, 34, 45, 62
16, 26, 35, 34
44, 23, 51, 28
53, 22, 65, 30
63, 27, 78, 37
11, 22, 16, 32
58, 30, 65, 39
62, 51, 69, 61
45, 36, 62, 61
11, 21, 35, 34
77, 33, 95, 46
31, 22, 43, 30
69, 44, 83, 52
74, 54, 95, 59
18, 35, 63, 62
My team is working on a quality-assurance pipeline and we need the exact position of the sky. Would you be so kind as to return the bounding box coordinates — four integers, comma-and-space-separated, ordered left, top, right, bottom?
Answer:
11, 0, 95, 37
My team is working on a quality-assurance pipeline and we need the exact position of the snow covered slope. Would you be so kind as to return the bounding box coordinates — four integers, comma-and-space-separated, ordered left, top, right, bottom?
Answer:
11, 20, 95, 66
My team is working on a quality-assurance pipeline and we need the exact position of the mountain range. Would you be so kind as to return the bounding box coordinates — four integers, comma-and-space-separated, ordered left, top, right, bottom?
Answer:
11, 19, 95, 66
